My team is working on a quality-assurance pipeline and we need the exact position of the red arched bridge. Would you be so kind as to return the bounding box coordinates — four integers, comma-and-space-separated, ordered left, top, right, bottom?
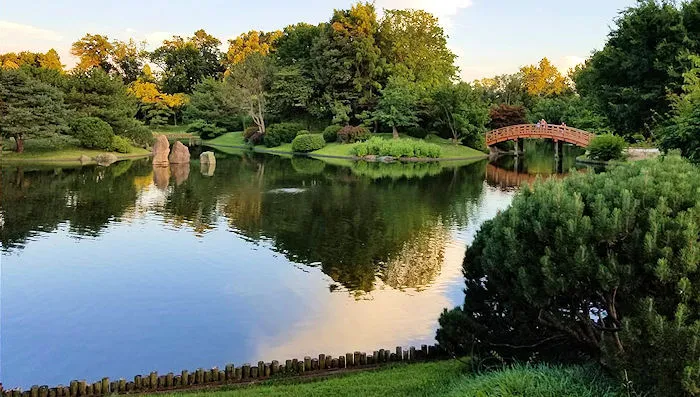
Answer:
486, 124, 595, 148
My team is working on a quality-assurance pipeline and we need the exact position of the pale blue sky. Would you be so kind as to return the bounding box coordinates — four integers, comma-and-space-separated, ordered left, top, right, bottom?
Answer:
0, 0, 635, 80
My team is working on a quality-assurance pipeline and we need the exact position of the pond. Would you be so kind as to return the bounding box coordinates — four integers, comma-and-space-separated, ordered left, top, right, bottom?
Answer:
0, 141, 584, 388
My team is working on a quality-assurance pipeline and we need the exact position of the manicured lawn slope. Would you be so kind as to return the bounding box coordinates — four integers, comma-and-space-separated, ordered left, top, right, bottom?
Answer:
205, 132, 487, 160
153, 361, 622, 397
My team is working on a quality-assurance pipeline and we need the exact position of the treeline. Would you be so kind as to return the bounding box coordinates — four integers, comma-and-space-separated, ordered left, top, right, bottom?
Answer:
2, 1, 700, 160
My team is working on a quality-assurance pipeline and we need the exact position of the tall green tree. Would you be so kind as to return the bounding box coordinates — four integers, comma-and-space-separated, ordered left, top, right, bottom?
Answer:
378, 9, 457, 87
225, 53, 272, 133
429, 82, 489, 148
64, 69, 152, 146
0, 69, 67, 152
151, 29, 225, 94
574, 1, 690, 136
311, 2, 384, 120
183, 78, 244, 131
372, 75, 419, 138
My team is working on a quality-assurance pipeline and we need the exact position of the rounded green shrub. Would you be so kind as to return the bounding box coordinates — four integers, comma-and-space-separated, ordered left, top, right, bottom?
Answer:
187, 119, 226, 140
70, 117, 114, 150
291, 134, 325, 152
111, 135, 132, 153
323, 125, 343, 143
263, 132, 282, 148
266, 122, 305, 144
338, 125, 370, 143
296, 129, 311, 135
587, 134, 626, 161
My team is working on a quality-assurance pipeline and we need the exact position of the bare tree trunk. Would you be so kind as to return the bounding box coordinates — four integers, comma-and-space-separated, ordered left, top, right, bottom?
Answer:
14, 134, 24, 153
392, 125, 399, 139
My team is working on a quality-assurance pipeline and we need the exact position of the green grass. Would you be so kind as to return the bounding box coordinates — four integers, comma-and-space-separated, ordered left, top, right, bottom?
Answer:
1, 145, 150, 163
151, 361, 622, 397
204, 132, 488, 161
150, 125, 190, 135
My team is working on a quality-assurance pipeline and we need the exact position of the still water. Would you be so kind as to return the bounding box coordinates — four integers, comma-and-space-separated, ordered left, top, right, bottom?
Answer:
0, 142, 582, 388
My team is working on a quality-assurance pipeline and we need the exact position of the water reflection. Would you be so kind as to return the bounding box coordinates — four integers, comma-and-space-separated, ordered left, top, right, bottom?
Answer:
1, 152, 518, 388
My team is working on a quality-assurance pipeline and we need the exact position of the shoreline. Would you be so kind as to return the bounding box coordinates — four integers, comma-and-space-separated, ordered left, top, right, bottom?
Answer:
203, 143, 490, 163
0, 152, 151, 166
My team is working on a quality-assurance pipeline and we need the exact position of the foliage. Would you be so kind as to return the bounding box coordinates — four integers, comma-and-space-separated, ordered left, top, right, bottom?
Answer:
291, 134, 325, 152
0, 69, 67, 152
488, 104, 527, 129
263, 132, 282, 148
574, 1, 696, 135
226, 30, 282, 66
475, 73, 528, 106
71, 34, 144, 83
225, 53, 272, 133
151, 29, 224, 94
186, 119, 226, 140
587, 134, 626, 161
128, 78, 188, 125
110, 135, 132, 153
378, 9, 456, 87
428, 82, 489, 148
520, 57, 569, 97
265, 122, 305, 144
1, 49, 63, 71
337, 125, 370, 143
527, 96, 611, 134
437, 156, 700, 396
658, 55, 700, 162
296, 129, 311, 135
184, 78, 243, 131
323, 125, 343, 143
352, 137, 441, 158
372, 76, 420, 138
69, 117, 114, 150
268, 66, 314, 119
310, 2, 384, 119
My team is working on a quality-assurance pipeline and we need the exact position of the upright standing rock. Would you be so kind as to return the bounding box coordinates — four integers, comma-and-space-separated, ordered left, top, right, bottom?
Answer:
152, 135, 170, 166
200, 151, 216, 165
168, 141, 190, 164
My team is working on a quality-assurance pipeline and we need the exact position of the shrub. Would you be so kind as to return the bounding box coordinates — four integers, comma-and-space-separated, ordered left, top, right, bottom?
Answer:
406, 126, 429, 139
266, 122, 305, 144
244, 125, 262, 144
70, 117, 114, 150
337, 125, 370, 143
296, 129, 311, 135
114, 118, 153, 147
436, 156, 700, 396
186, 120, 226, 140
587, 134, 626, 161
110, 135, 132, 153
351, 137, 442, 158
323, 125, 343, 143
291, 134, 325, 152
263, 132, 282, 148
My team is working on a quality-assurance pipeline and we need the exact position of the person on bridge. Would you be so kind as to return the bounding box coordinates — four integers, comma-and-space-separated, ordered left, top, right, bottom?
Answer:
536, 120, 542, 128
541, 119, 548, 127
561, 122, 567, 127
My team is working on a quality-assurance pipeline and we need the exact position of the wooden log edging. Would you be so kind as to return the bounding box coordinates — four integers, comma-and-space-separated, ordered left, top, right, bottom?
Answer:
0, 344, 447, 397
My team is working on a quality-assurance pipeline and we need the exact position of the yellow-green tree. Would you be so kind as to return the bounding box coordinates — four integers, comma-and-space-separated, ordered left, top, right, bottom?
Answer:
520, 57, 568, 97
71, 34, 114, 71
0, 50, 63, 71
225, 30, 282, 66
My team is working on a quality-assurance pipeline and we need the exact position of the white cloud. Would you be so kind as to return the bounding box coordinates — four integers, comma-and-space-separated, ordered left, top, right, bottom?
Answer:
0, 21, 64, 43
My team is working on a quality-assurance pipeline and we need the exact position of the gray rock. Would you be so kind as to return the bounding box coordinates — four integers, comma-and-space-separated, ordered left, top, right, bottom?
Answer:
94, 153, 118, 167
200, 151, 216, 165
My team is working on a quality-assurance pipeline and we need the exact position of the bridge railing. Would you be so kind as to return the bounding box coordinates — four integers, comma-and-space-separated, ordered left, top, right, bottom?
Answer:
485, 124, 595, 147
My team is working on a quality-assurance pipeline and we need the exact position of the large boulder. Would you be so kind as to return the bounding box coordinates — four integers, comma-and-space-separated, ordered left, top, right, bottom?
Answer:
168, 141, 190, 164
152, 134, 170, 166
200, 151, 216, 165
94, 153, 118, 167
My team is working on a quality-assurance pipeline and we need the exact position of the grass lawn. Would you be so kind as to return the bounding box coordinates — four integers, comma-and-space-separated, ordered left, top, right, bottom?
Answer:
151, 361, 622, 397
1, 145, 150, 163
204, 132, 487, 160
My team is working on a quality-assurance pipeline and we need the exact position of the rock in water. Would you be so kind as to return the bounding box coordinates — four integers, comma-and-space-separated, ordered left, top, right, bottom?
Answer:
152, 135, 170, 166
200, 151, 216, 165
168, 141, 190, 164
94, 153, 118, 167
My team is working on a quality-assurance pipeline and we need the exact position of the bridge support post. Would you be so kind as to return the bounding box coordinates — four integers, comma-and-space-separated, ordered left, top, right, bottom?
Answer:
514, 139, 520, 156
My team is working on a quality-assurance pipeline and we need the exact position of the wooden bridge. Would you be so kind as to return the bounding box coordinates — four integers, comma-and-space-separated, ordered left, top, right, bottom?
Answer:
486, 124, 595, 149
